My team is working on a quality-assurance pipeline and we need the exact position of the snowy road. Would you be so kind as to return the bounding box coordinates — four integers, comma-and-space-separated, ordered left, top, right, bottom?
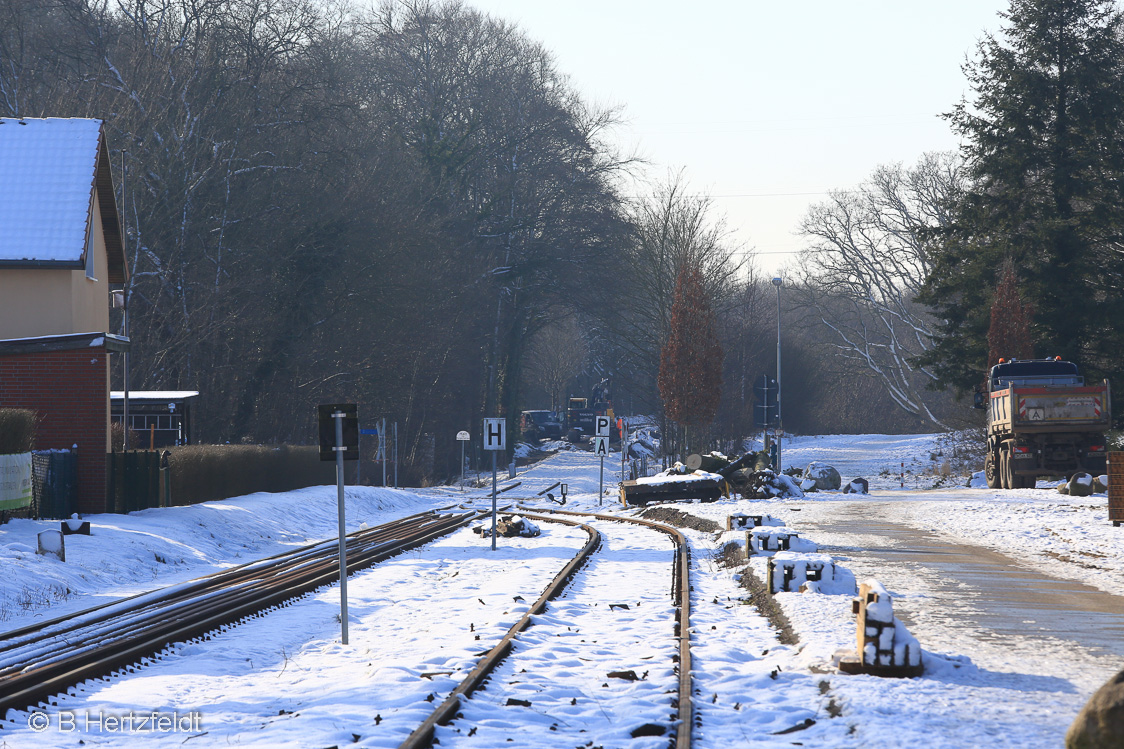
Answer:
684, 433, 1124, 747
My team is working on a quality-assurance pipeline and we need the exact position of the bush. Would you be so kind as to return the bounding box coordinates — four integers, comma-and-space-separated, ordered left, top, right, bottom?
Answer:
0, 409, 36, 454
165, 444, 335, 506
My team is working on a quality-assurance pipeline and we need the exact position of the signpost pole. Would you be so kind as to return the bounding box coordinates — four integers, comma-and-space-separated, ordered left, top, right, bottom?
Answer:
599, 454, 604, 506
483, 418, 505, 551
594, 415, 612, 506
621, 419, 627, 482
333, 410, 349, 645
456, 430, 470, 491
491, 450, 498, 550
381, 417, 388, 487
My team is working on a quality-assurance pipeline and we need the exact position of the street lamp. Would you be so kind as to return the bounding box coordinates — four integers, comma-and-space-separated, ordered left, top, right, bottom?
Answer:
771, 276, 782, 472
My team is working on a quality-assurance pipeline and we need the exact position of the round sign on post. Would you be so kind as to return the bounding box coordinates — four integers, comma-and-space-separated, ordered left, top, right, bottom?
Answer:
457, 430, 470, 492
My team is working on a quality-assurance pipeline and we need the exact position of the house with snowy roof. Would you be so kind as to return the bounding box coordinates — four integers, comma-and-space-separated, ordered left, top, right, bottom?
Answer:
0, 117, 130, 514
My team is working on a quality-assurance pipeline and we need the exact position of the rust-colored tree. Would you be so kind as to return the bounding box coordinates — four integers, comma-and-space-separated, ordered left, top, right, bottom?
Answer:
658, 264, 724, 448
986, 258, 1034, 368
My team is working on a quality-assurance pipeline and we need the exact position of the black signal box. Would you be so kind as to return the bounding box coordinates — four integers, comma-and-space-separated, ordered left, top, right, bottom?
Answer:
318, 403, 359, 461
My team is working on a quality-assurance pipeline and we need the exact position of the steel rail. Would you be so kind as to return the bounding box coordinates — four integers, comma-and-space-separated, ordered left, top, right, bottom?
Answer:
398, 512, 602, 749
0, 509, 445, 651
0, 516, 461, 677
0, 510, 479, 716
0, 515, 443, 676
519, 506, 695, 749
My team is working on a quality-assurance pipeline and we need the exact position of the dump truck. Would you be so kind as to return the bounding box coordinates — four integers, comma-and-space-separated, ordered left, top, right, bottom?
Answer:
977, 358, 1110, 489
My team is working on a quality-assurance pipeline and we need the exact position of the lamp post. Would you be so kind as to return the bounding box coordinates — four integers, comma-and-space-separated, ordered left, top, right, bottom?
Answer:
771, 276, 783, 472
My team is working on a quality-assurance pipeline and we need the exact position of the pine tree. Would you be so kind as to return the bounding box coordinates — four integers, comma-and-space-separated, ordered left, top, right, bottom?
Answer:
658, 264, 724, 434
917, 0, 1124, 395
987, 258, 1035, 368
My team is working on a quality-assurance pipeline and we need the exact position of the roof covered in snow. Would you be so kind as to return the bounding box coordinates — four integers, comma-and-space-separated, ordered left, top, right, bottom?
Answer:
0, 118, 127, 282
110, 391, 200, 402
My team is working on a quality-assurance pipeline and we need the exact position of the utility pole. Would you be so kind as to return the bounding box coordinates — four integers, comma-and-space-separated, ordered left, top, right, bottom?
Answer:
772, 276, 783, 473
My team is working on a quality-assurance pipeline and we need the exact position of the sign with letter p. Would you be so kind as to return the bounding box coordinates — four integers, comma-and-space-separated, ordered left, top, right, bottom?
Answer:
595, 415, 611, 437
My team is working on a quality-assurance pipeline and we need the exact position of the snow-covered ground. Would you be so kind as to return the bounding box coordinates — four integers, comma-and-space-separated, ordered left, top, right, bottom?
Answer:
0, 433, 1121, 747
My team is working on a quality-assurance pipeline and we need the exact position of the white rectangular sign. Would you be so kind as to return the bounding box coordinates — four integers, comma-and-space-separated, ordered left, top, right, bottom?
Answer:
0, 452, 32, 511
593, 436, 610, 456
595, 415, 611, 437
483, 418, 506, 451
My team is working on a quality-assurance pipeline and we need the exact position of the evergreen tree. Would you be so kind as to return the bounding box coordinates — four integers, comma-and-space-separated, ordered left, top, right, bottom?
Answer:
987, 258, 1036, 368
917, 0, 1124, 395
658, 264, 724, 438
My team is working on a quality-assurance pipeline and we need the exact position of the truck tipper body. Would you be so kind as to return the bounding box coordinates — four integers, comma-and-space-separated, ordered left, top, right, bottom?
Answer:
980, 359, 1110, 489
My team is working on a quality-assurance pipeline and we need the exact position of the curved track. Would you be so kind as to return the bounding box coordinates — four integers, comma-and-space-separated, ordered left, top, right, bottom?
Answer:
401, 507, 694, 749
0, 509, 478, 716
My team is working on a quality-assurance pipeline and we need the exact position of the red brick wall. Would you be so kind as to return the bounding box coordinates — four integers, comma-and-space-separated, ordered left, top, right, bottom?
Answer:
0, 347, 109, 513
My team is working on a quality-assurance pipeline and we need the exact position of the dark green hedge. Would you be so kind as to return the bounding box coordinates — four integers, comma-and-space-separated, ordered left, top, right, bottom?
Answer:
165, 444, 335, 506
0, 409, 36, 454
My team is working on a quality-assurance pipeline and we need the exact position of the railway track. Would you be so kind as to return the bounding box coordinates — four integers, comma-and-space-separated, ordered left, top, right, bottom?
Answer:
401, 507, 694, 748
0, 509, 479, 716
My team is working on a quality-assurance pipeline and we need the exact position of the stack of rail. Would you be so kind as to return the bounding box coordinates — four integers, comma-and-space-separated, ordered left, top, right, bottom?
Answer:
0, 510, 478, 714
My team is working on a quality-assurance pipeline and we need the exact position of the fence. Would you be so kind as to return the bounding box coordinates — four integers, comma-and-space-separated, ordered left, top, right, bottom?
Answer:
106, 450, 163, 513
31, 450, 78, 520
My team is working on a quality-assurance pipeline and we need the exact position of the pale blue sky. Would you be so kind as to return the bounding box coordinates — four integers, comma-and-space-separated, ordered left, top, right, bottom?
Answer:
468, 0, 1010, 272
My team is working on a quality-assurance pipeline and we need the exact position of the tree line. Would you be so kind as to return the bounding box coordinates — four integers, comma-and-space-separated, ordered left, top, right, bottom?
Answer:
4, 0, 1018, 484
796, 0, 1124, 427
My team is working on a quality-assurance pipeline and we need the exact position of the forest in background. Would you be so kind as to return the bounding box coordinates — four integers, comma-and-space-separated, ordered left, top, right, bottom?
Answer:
2, 0, 985, 482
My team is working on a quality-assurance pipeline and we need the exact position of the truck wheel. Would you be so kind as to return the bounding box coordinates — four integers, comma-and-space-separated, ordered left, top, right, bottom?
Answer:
1000, 449, 1012, 489
985, 452, 1001, 489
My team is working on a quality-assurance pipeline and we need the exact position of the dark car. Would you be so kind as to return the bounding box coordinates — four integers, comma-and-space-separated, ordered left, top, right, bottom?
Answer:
521, 410, 563, 441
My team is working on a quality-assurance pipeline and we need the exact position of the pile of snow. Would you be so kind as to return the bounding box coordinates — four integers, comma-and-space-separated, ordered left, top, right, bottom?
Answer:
725, 512, 783, 530
636, 468, 723, 485
766, 551, 844, 593
747, 527, 818, 554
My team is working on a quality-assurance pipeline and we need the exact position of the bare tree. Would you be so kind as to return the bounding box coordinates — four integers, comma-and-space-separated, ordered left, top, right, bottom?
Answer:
523, 315, 589, 411
608, 171, 745, 413
795, 151, 965, 428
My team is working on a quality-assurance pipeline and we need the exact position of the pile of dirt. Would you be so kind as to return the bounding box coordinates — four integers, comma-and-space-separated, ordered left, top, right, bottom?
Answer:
637, 507, 721, 533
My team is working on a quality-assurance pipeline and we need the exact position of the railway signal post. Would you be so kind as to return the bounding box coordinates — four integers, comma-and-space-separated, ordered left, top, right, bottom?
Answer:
595, 415, 611, 505
484, 418, 506, 550
318, 403, 358, 645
